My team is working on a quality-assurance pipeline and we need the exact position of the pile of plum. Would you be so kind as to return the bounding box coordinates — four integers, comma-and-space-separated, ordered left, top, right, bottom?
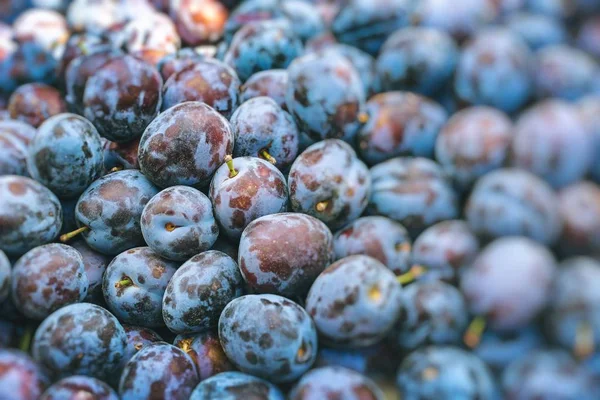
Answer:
2, 0, 600, 399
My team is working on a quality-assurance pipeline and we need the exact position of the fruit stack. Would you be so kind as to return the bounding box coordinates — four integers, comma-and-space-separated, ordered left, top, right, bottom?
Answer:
1, 0, 600, 399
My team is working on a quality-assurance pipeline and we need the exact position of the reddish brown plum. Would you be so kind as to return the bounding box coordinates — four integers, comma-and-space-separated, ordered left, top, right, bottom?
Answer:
122, 325, 164, 366
141, 186, 219, 261
162, 59, 240, 118
333, 216, 412, 276
83, 55, 163, 143
169, 0, 228, 45
138, 101, 234, 188
210, 157, 288, 240
239, 69, 288, 110
0, 350, 49, 400
357, 91, 448, 165
40, 376, 119, 400
289, 366, 384, 400
12, 9, 68, 52
157, 48, 205, 82
238, 213, 335, 297
230, 97, 299, 171
11, 243, 88, 320
71, 238, 111, 304
174, 331, 234, 380
57, 33, 111, 83
103, 138, 140, 172
288, 139, 371, 230
557, 182, 600, 258
8, 83, 66, 128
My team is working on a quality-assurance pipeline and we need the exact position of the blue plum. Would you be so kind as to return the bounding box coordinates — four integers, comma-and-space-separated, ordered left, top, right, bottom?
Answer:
506, 12, 567, 50
141, 186, 219, 261
333, 216, 412, 276
189, 371, 284, 400
121, 325, 164, 366
306, 255, 403, 348
103, 247, 178, 327
557, 182, 600, 258
238, 213, 334, 297
119, 342, 199, 400
465, 168, 562, 245
0, 349, 49, 400
70, 238, 110, 304
0, 119, 35, 177
394, 281, 468, 350
239, 69, 288, 109
286, 51, 365, 143
319, 44, 380, 97
376, 27, 458, 96
138, 101, 234, 188
461, 237, 557, 331
577, 96, 600, 183
577, 17, 600, 59
27, 113, 104, 199
435, 106, 514, 190
210, 156, 288, 240
356, 92, 447, 165
0, 250, 9, 303
289, 366, 384, 400
454, 28, 533, 113
173, 331, 234, 380
224, 20, 303, 82
40, 376, 119, 400
367, 157, 458, 237
396, 346, 496, 400
103, 137, 140, 172
32, 303, 127, 381
163, 250, 243, 334
12, 243, 88, 320
219, 294, 318, 383
230, 97, 299, 171
288, 139, 370, 230
71, 169, 159, 255
0, 175, 62, 256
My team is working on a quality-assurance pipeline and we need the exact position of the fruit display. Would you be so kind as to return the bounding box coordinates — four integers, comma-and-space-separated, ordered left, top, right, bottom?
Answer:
3, 1, 600, 399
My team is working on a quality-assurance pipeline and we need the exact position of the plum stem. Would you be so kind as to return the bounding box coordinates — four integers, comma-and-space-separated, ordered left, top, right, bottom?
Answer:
396, 265, 426, 285
464, 316, 486, 348
19, 325, 33, 353
178, 337, 194, 353
165, 222, 177, 232
115, 276, 134, 289
224, 155, 238, 178
575, 321, 595, 359
315, 201, 329, 212
358, 111, 369, 124
109, 165, 123, 173
259, 149, 277, 164
60, 226, 89, 242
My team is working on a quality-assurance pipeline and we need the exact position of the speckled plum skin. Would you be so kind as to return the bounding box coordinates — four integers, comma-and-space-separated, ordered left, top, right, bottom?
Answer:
103, 247, 178, 327
288, 139, 370, 230
290, 366, 383, 400
511, 100, 594, 188
411, 220, 479, 283
119, 342, 199, 400
0, 123, 31, 176
70, 238, 110, 304
0, 175, 62, 256
333, 216, 412, 276
0, 350, 49, 400
502, 351, 597, 400
190, 371, 285, 400
557, 182, 600, 257
142, 186, 218, 261
210, 157, 288, 240
138, 101, 234, 188
377, 27, 458, 96
27, 113, 104, 199
163, 251, 243, 334
12, 243, 88, 320
103, 138, 140, 172
435, 106, 513, 190
157, 48, 206, 82
455, 28, 533, 113
461, 237, 557, 331
547, 258, 600, 353
238, 213, 334, 296
224, 20, 302, 82
465, 168, 562, 245
319, 44, 379, 97
122, 325, 164, 365
40, 376, 119, 400
356, 92, 448, 165
286, 51, 365, 143
0, 250, 9, 302
396, 346, 496, 400
394, 281, 468, 350
230, 97, 299, 171
174, 331, 234, 380
32, 303, 127, 381
306, 255, 403, 348
367, 157, 458, 237
57, 33, 112, 83
534, 45, 598, 101
75, 169, 159, 255
8, 83, 65, 128
83, 54, 163, 143
219, 294, 318, 383
239, 69, 288, 110
162, 59, 240, 118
